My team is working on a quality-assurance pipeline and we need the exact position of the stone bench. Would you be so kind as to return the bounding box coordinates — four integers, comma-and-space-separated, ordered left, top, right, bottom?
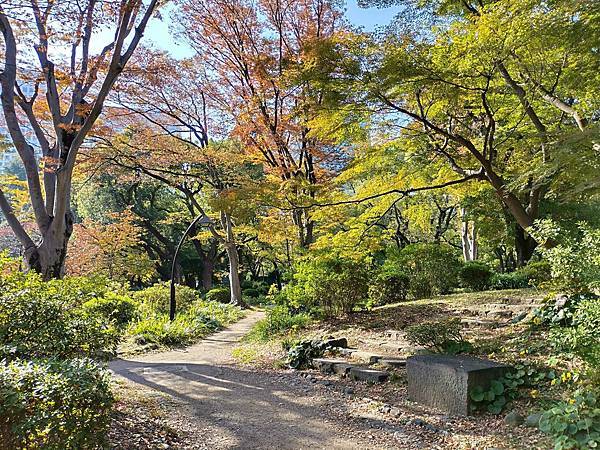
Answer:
407, 355, 512, 416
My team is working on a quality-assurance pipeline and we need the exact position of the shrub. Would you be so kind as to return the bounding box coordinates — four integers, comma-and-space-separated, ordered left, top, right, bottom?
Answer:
368, 271, 410, 306
405, 318, 473, 354
127, 300, 243, 348
490, 271, 529, 290
386, 244, 461, 298
531, 221, 600, 294
539, 389, 600, 450
284, 255, 370, 316
459, 261, 493, 291
247, 306, 311, 341
517, 260, 552, 288
242, 288, 261, 298
82, 293, 139, 327
548, 295, 600, 366
0, 289, 118, 360
0, 358, 113, 449
205, 286, 231, 304
133, 282, 199, 314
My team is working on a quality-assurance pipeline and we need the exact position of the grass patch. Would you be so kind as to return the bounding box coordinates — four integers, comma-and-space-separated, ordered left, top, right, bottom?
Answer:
245, 306, 311, 342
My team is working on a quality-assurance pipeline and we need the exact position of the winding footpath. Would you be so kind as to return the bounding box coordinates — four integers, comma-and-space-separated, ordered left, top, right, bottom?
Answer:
110, 311, 399, 449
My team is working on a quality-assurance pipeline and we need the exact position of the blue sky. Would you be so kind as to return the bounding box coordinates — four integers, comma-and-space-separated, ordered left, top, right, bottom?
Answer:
142, 0, 402, 59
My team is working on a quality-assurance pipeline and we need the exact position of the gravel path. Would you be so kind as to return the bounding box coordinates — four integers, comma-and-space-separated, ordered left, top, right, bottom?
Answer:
110, 312, 402, 449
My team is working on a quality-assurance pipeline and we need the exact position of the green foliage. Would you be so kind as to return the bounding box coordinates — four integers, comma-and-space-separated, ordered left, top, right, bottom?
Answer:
286, 338, 334, 370
490, 271, 529, 290
386, 244, 461, 298
283, 255, 370, 316
532, 221, 600, 294
534, 293, 590, 327
368, 270, 410, 306
205, 286, 231, 303
518, 260, 552, 288
0, 284, 118, 361
548, 296, 600, 367
459, 261, 493, 291
540, 390, 600, 450
470, 362, 556, 415
0, 358, 113, 449
405, 318, 472, 354
133, 282, 200, 314
242, 288, 260, 298
82, 293, 139, 327
247, 306, 311, 342
126, 300, 243, 347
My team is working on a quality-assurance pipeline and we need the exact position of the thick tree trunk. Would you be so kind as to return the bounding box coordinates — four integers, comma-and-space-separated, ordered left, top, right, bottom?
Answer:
514, 223, 537, 267
200, 258, 214, 290
220, 211, 247, 308
23, 213, 73, 280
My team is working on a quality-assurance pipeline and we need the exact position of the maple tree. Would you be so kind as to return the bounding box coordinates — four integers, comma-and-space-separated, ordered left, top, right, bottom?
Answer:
175, 0, 346, 248
0, 0, 159, 278
65, 209, 155, 283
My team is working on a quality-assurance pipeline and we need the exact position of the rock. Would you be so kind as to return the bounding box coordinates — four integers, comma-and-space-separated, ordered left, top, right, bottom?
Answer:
324, 337, 348, 348
333, 363, 352, 376
504, 411, 525, 427
389, 406, 402, 417
379, 358, 407, 369
344, 387, 354, 395
351, 351, 384, 364
407, 355, 512, 416
381, 405, 391, 414
349, 367, 389, 383
312, 358, 348, 374
525, 412, 542, 428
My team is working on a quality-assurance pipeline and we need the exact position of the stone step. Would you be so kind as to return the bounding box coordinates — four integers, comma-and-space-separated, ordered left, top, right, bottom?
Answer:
379, 358, 407, 369
349, 367, 389, 383
350, 350, 384, 364
311, 358, 348, 373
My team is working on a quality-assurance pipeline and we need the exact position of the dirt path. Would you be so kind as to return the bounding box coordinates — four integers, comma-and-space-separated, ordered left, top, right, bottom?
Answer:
110, 311, 402, 450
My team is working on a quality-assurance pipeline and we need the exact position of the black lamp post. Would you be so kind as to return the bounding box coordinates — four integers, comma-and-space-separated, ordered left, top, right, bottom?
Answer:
169, 214, 213, 321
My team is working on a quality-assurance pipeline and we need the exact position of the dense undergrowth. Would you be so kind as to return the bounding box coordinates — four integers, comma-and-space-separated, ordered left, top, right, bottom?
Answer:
0, 255, 243, 448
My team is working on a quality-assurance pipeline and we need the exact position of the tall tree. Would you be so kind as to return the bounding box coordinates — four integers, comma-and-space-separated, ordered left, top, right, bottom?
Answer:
0, 0, 159, 278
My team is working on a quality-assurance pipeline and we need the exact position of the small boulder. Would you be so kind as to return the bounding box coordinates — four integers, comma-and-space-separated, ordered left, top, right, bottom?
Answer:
324, 337, 348, 348
525, 412, 542, 428
504, 411, 524, 427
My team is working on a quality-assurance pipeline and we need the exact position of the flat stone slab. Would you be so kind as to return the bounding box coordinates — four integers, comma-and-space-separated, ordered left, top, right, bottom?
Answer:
333, 363, 353, 376
312, 358, 348, 374
379, 358, 407, 369
350, 351, 383, 364
349, 367, 389, 383
407, 355, 512, 416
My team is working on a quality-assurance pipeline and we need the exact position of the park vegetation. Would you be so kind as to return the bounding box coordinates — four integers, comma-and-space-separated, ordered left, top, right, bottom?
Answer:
0, 0, 599, 447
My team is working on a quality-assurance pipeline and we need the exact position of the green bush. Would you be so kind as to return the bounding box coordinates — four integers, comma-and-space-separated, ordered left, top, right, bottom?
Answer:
490, 271, 529, 290
0, 358, 113, 449
247, 306, 311, 341
82, 293, 139, 327
539, 389, 600, 450
133, 282, 199, 314
405, 318, 473, 354
517, 260, 552, 288
0, 288, 118, 361
283, 255, 370, 316
205, 286, 231, 303
243, 288, 261, 298
127, 300, 244, 347
459, 261, 493, 291
368, 271, 410, 306
385, 244, 461, 298
548, 295, 600, 366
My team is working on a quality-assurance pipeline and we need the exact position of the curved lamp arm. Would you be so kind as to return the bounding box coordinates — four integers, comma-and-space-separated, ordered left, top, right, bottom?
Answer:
170, 213, 213, 321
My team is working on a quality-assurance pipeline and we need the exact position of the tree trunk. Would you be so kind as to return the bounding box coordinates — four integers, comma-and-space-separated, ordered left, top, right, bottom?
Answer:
220, 211, 247, 308
23, 213, 73, 280
461, 208, 478, 261
200, 257, 214, 290
514, 223, 537, 267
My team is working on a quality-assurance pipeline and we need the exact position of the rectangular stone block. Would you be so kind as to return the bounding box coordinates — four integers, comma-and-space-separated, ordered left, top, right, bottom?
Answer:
311, 358, 347, 374
407, 355, 512, 416
349, 367, 389, 383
